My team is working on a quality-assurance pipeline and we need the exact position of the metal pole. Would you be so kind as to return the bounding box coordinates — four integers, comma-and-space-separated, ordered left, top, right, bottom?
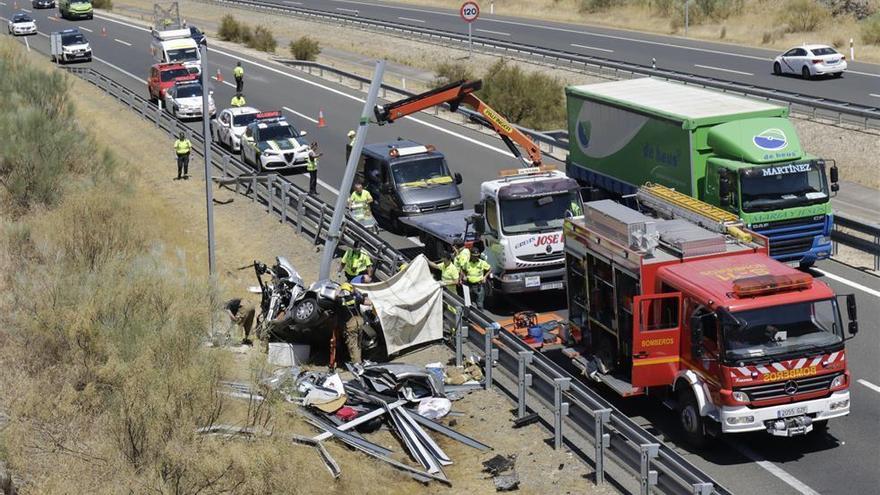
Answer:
684, 0, 689, 37
468, 22, 472, 58
593, 408, 611, 484
516, 351, 533, 419
318, 61, 386, 280
199, 40, 216, 276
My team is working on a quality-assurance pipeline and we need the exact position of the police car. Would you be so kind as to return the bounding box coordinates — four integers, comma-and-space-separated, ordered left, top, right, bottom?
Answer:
240, 111, 310, 172
162, 77, 216, 120
211, 106, 260, 152
8, 13, 37, 36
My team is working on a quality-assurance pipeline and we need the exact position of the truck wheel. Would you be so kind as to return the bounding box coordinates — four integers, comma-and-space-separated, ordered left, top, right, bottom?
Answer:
292, 297, 320, 326
798, 259, 815, 270
677, 388, 708, 448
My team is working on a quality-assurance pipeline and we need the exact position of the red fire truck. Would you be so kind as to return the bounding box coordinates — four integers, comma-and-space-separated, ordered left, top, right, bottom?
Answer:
563, 184, 857, 445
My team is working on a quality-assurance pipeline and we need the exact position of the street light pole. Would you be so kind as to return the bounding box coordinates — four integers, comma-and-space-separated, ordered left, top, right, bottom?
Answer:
684, 0, 689, 37
199, 38, 217, 276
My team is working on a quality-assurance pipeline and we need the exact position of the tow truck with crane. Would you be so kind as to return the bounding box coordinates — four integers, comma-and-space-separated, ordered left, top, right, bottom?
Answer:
373, 80, 581, 299
561, 183, 857, 445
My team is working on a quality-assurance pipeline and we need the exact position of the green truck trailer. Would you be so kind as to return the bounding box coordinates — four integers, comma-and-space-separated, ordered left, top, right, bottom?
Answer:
565, 78, 838, 266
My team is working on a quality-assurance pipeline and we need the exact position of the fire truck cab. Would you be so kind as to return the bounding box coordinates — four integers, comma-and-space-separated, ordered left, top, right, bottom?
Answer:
564, 185, 857, 445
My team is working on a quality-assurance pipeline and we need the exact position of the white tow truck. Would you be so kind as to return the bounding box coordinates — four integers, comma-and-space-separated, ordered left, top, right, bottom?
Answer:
150, 26, 200, 74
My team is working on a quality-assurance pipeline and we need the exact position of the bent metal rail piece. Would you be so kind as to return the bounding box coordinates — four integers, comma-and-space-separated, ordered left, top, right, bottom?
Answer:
205, 0, 880, 130
66, 64, 732, 494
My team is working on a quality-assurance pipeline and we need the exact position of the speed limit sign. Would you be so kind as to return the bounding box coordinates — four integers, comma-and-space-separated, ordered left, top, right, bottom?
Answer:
460, 1, 480, 23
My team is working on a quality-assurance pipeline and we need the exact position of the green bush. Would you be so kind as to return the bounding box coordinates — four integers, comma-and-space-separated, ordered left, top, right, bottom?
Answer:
217, 14, 242, 42
432, 61, 475, 88
479, 59, 565, 131
289, 36, 321, 61
861, 13, 880, 44
578, 0, 624, 13
247, 26, 277, 53
91, 0, 112, 9
779, 0, 829, 32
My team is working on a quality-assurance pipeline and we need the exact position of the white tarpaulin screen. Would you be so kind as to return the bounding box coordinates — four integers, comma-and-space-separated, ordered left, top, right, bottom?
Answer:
354, 254, 443, 355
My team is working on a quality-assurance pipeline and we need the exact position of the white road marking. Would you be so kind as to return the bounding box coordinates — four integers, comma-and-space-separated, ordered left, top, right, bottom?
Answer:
283, 105, 318, 123
220, 80, 235, 88
0, 3, 7, 6
570, 43, 613, 53
694, 64, 753, 76
476, 28, 510, 37
21, 8, 31, 12
114, 38, 132, 47
858, 378, 880, 394
870, 93, 880, 98
336, 7, 358, 14
79, 26, 93, 32
282, 1, 302, 4
397, 16, 424, 23
847, 70, 880, 78
731, 444, 821, 495
813, 268, 880, 298
95, 13, 516, 160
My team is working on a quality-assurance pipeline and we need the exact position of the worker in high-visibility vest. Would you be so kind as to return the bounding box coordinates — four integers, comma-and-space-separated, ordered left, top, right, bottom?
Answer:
461, 248, 491, 310
233, 62, 244, 92
339, 240, 373, 281
429, 254, 460, 290
173, 131, 192, 180
569, 191, 583, 216
307, 141, 322, 195
452, 239, 470, 270
348, 181, 373, 209
230, 93, 246, 107
345, 129, 356, 160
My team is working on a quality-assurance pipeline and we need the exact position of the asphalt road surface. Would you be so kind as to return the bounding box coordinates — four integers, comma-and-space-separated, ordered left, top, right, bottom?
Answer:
3, 6, 879, 494
275, 0, 880, 108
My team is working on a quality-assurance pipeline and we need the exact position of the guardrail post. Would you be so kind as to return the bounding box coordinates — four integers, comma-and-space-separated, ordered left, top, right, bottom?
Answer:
875, 235, 879, 271
251, 174, 257, 202
639, 443, 660, 495
593, 408, 611, 485
314, 204, 326, 244
692, 482, 713, 495
516, 351, 534, 419
266, 175, 275, 214
296, 193, 306, 233
483, 322, 499, 389
221, 155, 230, 178
553, 378, 571, 450
280, 183, 289, 222
454, 305, 468, 367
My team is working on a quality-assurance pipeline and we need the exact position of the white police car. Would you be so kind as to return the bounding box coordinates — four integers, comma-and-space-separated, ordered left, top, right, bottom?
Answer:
8, 13, 37, 36
163, 77, 216, 120
240, 111, 310, 172
773, 44, 847, 79
211, 106, 260, 152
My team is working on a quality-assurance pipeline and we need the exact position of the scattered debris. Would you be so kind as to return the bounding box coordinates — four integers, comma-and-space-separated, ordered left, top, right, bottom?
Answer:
290, 434, 342, 479
417, 397, 452, 419
483, 454, 519, 492
512, 413, 540, 429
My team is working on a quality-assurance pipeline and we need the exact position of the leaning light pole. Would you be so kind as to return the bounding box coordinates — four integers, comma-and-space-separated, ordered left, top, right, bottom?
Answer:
319, 60, 386, 280
199, 36, 217, 276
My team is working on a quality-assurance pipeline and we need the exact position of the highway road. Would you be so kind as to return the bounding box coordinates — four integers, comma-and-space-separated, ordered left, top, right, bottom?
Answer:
266, 0, 880, 108
2, 5, 879, 494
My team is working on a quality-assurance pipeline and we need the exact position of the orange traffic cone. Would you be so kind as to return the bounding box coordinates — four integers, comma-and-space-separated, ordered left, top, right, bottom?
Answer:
317, 108, 326, 128
215, 68, 223, 82
101, 27, 107, 37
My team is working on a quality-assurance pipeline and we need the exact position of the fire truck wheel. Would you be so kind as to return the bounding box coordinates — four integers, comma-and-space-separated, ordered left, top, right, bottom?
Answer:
677, 388, 707, 448
812, 420, 828, 435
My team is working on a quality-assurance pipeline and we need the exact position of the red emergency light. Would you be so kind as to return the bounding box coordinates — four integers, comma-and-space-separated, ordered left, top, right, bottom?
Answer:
732, 273, 812, 298
174, 75, 200, 84
255, 110, 283, 120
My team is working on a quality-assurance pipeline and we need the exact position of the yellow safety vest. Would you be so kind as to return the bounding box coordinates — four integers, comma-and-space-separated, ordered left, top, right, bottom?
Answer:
306, 154, 318, 172
440, 261, 460, 286
454, 248, 470, 269
570, 200, 582, 216
342, 249, 372, 276
231, 96, 246, 107
349, 190, 372, 205
463, 259, 490, 284
233, 66, 244, 78
174, 139, 192, 155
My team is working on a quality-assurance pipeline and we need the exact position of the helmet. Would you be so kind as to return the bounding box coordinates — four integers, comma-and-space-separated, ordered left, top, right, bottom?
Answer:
347, 130, 356, 139
340, 282, 353, 293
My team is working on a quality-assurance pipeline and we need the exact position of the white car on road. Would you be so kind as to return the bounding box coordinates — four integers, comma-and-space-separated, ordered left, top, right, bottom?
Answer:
163, 78, 216, 120
773, 44, 847, 79
8, 13, 37, 36
211, 106, 260, 152
240, 111, 310, 173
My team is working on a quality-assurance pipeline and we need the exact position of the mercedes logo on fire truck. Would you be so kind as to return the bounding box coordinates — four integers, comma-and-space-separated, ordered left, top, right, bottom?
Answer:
784, 380, 799, 396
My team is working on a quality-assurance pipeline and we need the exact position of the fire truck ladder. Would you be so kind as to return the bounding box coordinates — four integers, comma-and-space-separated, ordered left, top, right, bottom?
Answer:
636, 183, 753, 243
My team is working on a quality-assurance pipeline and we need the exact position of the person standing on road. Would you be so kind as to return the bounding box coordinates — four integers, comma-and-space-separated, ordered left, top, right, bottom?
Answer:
233, 61, 244, 93
173, 131, 192, 180
307, 141, 322, 195
345, 130, 356, 160
231, 92, 246, 107
461, 248, 491, 310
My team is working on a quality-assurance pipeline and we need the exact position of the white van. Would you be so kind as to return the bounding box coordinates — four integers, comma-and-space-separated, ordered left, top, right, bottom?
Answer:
150, 27, 200, 74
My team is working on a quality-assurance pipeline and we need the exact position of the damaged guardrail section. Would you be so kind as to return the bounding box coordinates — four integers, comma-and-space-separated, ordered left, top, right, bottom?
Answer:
65, 65, 729, 495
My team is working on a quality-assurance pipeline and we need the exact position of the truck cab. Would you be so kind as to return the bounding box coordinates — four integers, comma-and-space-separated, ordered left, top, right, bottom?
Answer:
357, 139, 463, 230
58, 0, 92, 20
150, 27, 201, 74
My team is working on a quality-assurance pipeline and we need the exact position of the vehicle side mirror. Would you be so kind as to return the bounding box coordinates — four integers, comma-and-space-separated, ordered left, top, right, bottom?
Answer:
472, 215, 485, 234
849, 321, 859, 335
473, 202, 484, 215
830, 163, 839, 184
300, 130, 308, 137
690, 315, 704, 358
846, 293, 857, 321
454, 172, 462, 185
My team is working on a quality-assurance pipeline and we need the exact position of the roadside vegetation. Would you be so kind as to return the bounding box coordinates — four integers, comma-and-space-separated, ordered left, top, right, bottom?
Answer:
92, 0, 113, 9
289, 35, 321, 61
217, 14, 277, 53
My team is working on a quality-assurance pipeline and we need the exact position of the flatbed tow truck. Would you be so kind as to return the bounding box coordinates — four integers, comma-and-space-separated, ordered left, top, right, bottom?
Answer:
558, 184, 857, 445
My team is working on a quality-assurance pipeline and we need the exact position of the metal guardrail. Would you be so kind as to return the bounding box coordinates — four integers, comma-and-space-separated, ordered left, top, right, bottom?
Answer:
207, 0, 880, 130
64, 65, 732, 495
832, 214, 880, 271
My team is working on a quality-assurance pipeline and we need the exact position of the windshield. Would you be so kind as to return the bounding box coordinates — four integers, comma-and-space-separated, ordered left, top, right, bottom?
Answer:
392, 157, 450, 185
160, 68, 190, 82
72, 0, 92, 4
811, 48, 837, 56
233, 113, 259, 127
175, 84, 202, 98
167, 47, 198, 63
62, 34, 86, 45
500, 193, 570, 235
722, 299, 843, 363
259, 124, 296, 141
13, 15, 33, 22
740, 162, 828, 213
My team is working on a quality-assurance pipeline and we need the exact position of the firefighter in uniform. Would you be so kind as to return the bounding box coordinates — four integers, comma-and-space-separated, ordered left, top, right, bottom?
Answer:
339, 240, 373, 281
461, 248, 491, 310
307, 141, 322, 195
230, 93, 246, 107
335, 282, 369, 364
173, 131, 192, 180
233, 62, 244, 92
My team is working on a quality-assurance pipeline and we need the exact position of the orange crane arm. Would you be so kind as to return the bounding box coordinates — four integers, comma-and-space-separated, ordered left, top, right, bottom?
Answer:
373, 80, 542, 166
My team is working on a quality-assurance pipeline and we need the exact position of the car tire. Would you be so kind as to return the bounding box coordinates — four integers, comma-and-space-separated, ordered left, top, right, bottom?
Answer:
773, 62, 781, 76
833, 72, 843, 78
292, 297, 320, 326
172, 107, 178, 119
677, 387, 708, 448
801, 66, 812, 80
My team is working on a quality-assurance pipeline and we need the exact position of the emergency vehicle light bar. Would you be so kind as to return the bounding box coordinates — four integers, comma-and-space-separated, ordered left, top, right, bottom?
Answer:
732, 273, 812, 298
498, 165, 557, 177
389, 144, 434, 158
174, 75, 200, 84
255, 110, 283, 120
